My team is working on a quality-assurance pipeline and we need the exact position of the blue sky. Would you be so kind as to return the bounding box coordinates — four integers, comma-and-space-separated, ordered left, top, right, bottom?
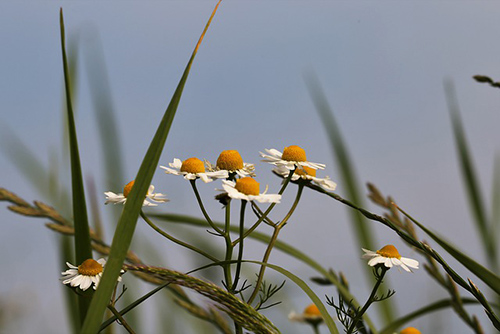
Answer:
1, 1, 500, 333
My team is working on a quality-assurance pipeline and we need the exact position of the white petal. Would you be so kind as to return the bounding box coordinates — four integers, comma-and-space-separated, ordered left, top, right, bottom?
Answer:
160, 165, 182, 175
368, 257, 385, 267
183, 173, 198, 180
66, 262, 78, 269
254, 194, 281, 203
401, 257, 419, 269
170, 158, 183, 169
198, 173, 213, 183
70, 275, 83, 287
312, 177, 337, 191
80, 276, 92, 291
299, 161, 326, 170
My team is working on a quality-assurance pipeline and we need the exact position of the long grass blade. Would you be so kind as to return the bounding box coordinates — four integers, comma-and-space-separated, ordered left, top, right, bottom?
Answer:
399, 206, 500, 295
60, 8, 94, 324
379, 298, 480, 334
305, 73, 393, 322
80, 3, 221, 333
244, 261, 339, 334
444, 80, 496, 267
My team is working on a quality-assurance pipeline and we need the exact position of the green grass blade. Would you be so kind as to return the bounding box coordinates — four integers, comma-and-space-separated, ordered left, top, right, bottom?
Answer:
60, 8, 94, 324
305, 74, 393, 322
80, 3, 221, 333
400, 207, 500, 295
150, 213, 378, 333
244, 261, 339, 334
492, 155, 500, 261
444, 81, 495, 266
379, 298, 479, 334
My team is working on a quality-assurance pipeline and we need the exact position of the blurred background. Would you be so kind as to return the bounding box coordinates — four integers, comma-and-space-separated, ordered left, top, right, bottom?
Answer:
1, 1, 500, 333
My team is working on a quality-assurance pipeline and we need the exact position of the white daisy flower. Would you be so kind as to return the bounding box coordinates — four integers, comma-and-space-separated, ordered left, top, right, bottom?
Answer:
160, 157, 227, 183
288, 304, 323, 326
60, 258, 112, 291
104, 180, 168, 207
260, 145, 326, 170
273, 165, 337, 191
362, 245, 419, 272
206, 150, 255, 178
220, 177, 281, 203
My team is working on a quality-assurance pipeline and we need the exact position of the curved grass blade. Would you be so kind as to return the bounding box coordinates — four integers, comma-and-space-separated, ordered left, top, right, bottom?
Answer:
80, 3, 221, 333
150, 213, 377, 333
244, 261, 339, 334
379, 298, 480, 334
444, 81, 496, 268
60, 8, 93, 324
398, 206, 500, 295
305, 73, 393, 322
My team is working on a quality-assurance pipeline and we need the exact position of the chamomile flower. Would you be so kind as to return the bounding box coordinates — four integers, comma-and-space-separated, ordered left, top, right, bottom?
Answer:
61, 258, 108, 291
399, 327, 421, 334
362, 245, 419, 272
288, 304, 323, 326
160, 157, 227, 183
220, 177, 281, 203
260, 145, 326, 170
104, 180, 168, 207
206, 150, 255, 178
273, 165, 337, 191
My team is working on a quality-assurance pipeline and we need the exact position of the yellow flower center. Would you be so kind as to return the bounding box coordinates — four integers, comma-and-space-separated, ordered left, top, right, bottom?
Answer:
295, 166, 316, 177
216, 150, 244, 171
303, 304, 321, 317
235, 177, 260, 196
376, 244, 401, 259
282, 145, 307, 162
181, 157, 205, 174
78, 259, 103, 276
400, 327, 421, 334
123, 180, 135, 198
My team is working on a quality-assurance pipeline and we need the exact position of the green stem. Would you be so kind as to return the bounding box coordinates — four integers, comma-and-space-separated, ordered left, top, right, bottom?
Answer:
346, 267, 387, 334
140, 211, 219, 262
107, 304, 136, 334
232, 200, 247, 291
232, 168, 295, 246
248, 184, 304, 304
190, 179, 224, 235
312, 324, 320, 334
223, 201, 233, 291
251, 202, 277, 226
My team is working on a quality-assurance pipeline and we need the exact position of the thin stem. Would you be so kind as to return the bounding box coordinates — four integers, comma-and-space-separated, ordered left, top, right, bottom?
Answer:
251, 202, 277, 226
190, 179, 224, 235
248, 184, 304, 304
278, 183, 304, 228
232, 168, 295, 246
312, 324, 320, 334
140, 211, 219, 262
232, 200, 247, 291
107, 304, 136, 334
223, 201, 233, 291
346, 267, 387, 334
